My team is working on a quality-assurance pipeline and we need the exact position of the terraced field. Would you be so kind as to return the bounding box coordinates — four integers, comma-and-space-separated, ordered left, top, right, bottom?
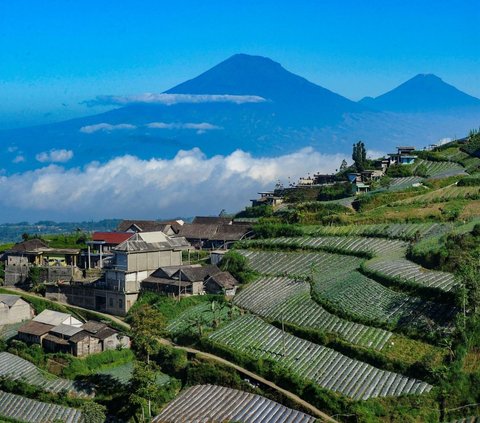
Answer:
153, 384, 316, 423
245, 236, 407, 257
303, 222, 451, 240
234, 276, 393, 350
209, 316, 432, 400
0, 352, 93, 397
388, 176, 424, 189
313, 269, 456, 329
0, 390, 83, 423
398, 185, 480, 205
237, 249, 362, 276
365, 258, 458, 292
238, 250, 455, 331
0, 322, 23, 340
412, 159, 466, 178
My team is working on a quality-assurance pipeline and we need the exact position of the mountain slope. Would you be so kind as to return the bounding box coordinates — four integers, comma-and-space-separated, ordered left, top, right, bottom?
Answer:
359, 74, 480, 112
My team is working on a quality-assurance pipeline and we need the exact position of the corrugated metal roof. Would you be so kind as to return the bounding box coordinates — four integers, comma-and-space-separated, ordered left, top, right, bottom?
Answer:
0, 294, 22, 308
33, 310, 82, 327
50, 324, 83, 338
18, 321, 54, 336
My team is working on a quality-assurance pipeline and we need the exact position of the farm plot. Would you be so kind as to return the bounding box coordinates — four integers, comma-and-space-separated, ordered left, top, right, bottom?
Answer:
152, 384, 316, 423
98, 362, 169, 386
398, 185, 480, 205
246, 236, 407, 257
237, 249, 362, 276
0, 352, 93, 398
209, 316, 432, 400
0, 322, 24, 341
303, 222, 450, 240
388, 176, 424, 189
0, 390, 83, 423
365, 258, 458, 293
412, 159, 466, 178
234, 276, 393, 350
313, 269, 456, 330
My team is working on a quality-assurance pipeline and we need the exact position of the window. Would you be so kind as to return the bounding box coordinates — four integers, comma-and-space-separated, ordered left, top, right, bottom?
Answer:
109, 298, 113, 307
118, 298, 123, 309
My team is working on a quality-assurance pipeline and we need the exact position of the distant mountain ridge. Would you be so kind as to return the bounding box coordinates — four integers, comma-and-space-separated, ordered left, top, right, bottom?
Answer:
1, 54, 479, 173
359, 73, 480, 112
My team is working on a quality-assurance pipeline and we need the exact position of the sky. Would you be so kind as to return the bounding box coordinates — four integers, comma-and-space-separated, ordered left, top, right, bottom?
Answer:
0, 0, 479, 129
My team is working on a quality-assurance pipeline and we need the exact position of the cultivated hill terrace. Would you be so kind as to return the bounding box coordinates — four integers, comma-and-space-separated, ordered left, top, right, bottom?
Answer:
1, 135, 480, 422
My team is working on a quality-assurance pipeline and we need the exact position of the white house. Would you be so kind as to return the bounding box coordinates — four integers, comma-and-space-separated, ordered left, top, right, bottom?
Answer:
0, 295, 34, 325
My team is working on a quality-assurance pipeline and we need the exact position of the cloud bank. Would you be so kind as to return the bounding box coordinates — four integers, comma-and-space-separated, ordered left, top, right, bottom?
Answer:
36, 149, 74, 163
80, 123, 137, 134
0, 148, 347, 221
83, 93, 267, 107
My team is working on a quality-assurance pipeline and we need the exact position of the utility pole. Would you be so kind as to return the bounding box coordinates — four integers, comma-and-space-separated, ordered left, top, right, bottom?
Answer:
178, 268, 181, 301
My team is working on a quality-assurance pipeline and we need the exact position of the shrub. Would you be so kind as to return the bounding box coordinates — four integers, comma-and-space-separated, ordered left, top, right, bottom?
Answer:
386, 164, 413, 177
252, 223, 303, 238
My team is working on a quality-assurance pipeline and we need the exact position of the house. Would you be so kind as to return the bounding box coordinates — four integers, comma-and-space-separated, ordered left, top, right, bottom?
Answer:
297, 176, 315, 186
361, 170, 383, 182
250, 192, 284, 208
204, 272, 238, 296
388, 146, 418, 165
353, 182, 370, 195
18, 313, 130, 356
46, 231, 191, 316
176, 223, 252, 250
17, 321, 54, 344
117, 220, 183, 235
84, 232, 134, 269
3, 239, 81, 286
312, 174, 337, 185
33, 309, 83, 328
0, 295, 34, 324
347, 173, 362, 183
142, 264, 219, 296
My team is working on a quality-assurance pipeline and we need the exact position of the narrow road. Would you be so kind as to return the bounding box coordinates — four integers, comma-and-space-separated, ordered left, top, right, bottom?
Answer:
1, 287, 338, 422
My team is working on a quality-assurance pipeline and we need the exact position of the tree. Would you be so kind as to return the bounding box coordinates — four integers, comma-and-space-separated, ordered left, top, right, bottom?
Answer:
129, 361, 161, 421
80, 401, 106, 423
219, 251, 255, 284
129, 304, 166, 363
339, 159, 348, 172
352, 141, 367, 172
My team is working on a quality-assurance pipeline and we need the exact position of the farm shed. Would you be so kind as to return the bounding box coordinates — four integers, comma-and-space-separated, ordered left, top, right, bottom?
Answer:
17, 321, 54, 344
0, 294, 33, 324
204, 272, 238, 296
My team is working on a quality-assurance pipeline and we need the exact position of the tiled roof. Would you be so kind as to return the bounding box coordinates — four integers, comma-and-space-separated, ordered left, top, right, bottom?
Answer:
117, 220, 181, 233
8, 239, 49, 253
50, 324, 83, 338
177, 265, 221, 282
92, 232, 133, 245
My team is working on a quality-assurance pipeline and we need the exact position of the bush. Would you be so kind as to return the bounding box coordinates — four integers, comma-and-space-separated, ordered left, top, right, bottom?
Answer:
236, 205, 273, 218
386, 164, 413, 177
219, 251, 256, 284
457, 176, 480, 186
252, 223, 303, 238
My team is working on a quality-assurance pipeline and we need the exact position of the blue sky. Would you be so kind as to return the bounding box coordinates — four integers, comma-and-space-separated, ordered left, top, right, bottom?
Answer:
0, 0, 479, 129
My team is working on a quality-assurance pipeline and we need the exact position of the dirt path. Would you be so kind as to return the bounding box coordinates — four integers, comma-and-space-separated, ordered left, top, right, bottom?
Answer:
2, 287, 337, 422
159, 338, 338, 422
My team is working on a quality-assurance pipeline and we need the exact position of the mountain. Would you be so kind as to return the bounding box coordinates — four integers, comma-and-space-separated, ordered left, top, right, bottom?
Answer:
1, 55, 480, 174
359, 74, 480, 112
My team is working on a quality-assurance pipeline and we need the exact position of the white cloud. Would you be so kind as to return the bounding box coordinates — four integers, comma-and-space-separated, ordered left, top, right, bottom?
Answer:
12, 155, 25, 164
80, 123, 137, 134
84, 93, 267, 107
0, 148, 346, 220
7, 146, 18, 153
36, 149, 74, 163
146, 122, 221, 134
